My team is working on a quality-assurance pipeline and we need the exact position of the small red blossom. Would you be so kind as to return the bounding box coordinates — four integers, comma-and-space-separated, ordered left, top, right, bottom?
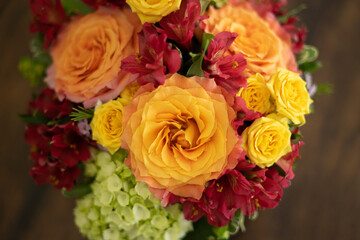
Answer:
121, 24, 181, 87
25, 122, 91, 190
29, 0, 67, 49
29, 88, 74, 120
158, 0, 202, 50
50, 122, 91, 167
30, 160, 81, 190
203, 32, 247, 95
81, 0, 126, 8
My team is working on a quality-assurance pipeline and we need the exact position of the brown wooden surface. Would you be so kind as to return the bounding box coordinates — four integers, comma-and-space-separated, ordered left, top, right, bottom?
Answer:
0, 0, 359, 239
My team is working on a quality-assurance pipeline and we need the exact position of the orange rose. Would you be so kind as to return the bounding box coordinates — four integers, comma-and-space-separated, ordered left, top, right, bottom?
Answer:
122, 74, 242, 200
204, 3, 297, 78
46, 7, 141, 107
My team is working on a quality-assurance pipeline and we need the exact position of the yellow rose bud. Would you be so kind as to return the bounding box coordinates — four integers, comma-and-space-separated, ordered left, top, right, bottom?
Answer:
267, 68, 313, 125
242, 114, 292, 168
126, 0, 182, 23
91, 99, 125, 154
237, 73, 274, 114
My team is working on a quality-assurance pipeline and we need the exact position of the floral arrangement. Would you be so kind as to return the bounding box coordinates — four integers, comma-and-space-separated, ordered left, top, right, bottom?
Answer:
20, 0, 325, 239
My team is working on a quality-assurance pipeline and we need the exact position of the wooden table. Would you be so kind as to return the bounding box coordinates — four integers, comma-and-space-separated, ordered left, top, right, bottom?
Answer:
0, 0, 359, 239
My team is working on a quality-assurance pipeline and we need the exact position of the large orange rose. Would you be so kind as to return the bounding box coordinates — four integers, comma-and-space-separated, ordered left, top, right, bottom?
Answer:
46, 7, 141, 107
204, 3, 297, 78
122, 74, 243, 200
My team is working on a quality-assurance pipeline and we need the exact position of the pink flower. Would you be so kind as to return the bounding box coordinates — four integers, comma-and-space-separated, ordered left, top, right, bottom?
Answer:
203, 31, 247, 95
29, 0, 67, 48
158, 0, 202, 50
121, 24, 181, 87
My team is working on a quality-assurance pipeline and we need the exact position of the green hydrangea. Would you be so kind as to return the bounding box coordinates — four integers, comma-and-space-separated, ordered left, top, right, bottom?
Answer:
74, 149, 193, 240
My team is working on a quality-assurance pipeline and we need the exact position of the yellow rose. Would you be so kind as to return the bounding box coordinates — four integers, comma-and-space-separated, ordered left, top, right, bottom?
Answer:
242, 114, 292, 168
91, 99, 127, 154
237, 73, 274, 114
126, 0, 182, 23
267, 68, 313, 125
122, 74, 242, 199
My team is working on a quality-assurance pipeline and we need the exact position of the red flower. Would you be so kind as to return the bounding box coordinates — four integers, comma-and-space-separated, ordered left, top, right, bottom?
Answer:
203, 31, 247, 95
29, 0, 67, 49
50, 122, 91, 166
121, 24, 181, 87
29, 88, 74, 120
174, 140, 303, 227
81, 0, 126, 8
25, 122, 91, 190
158, 0, 202, 50
30, 160, 81, 190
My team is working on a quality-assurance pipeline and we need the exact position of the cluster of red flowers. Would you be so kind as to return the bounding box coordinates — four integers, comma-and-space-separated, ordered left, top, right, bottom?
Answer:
24, 89, 91, 190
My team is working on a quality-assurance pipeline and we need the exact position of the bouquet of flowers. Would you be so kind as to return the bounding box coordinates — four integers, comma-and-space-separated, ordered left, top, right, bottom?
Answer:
20, 0, 324, 239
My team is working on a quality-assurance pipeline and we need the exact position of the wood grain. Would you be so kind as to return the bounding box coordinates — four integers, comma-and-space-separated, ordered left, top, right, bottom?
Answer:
0, 0, 358, 239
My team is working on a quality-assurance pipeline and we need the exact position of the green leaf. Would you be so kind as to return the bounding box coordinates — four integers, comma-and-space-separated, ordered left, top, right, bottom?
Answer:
299, 61, 322, 73
185, 217, 216, 239
278, 4, 306, 24
29, 35, 53, 64
187, 53, 205, 77
296, 45, 319, 65
70, 106, 94, 121
47, 116, 72, 126
249, 211, 259, 221
274, 163, 286, 177
200, 0, 211, 14
62, 183, 92, 197
186, 33, 214, 77
291, 133, 303, 140
61, 0, 94, 16
228, 210, 246, 235
316, 83, 333, 95
19, 111, 49, 125
289, 122, 302, 128
201, 33, 214, 51
212, 225, 230, 239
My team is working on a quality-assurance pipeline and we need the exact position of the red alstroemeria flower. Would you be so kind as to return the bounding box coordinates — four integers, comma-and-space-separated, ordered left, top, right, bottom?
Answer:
81, 0, 126, 8
25, 122, 91, 190
121, 23, 181, 87
25, 125, 52, 164
182, 168, 254, 227
29, 88, 74, 120
30, 160, 81, 190
29, 0, 67, 48
171, 140, 303, 227
203, 31, 247, 95
158, 0, 202, 50
50, 122, 91, 167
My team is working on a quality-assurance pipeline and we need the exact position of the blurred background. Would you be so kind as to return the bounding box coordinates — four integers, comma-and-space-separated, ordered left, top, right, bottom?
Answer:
0, 0, 359, 239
